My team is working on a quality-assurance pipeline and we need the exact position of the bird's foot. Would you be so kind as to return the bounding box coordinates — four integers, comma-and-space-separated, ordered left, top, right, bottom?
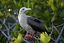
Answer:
24, 32, 35, 41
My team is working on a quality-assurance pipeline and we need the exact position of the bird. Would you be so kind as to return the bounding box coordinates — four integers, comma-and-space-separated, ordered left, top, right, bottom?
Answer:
18, 7, 49, 35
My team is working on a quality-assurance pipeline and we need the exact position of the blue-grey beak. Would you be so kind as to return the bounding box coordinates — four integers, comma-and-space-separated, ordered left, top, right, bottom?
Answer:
26, 8, 31, 10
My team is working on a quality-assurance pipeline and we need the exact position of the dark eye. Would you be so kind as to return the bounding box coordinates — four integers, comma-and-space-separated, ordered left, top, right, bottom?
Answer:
22, 9, 24, 10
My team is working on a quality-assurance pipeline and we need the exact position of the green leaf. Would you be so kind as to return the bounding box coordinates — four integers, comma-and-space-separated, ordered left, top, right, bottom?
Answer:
12, 33, 23, 43
40, 32, 51, 43
0, 24, 2, 28
0, 11, 4, 17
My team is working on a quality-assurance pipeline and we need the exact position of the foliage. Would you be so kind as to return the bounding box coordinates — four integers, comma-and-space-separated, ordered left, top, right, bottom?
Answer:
40, 32, 51, 43
12, 33, 23, 43
0, 0, 64, 43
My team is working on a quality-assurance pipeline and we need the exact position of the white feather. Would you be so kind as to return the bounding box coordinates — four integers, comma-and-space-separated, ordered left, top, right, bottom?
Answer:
18, 7, 34, 33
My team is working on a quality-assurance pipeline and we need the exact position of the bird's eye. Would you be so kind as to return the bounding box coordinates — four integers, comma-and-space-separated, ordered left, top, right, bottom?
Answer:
22, 9, 24, 10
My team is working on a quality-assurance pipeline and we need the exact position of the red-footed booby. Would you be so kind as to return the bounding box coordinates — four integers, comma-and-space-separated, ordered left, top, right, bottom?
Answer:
18, 7, 48, 35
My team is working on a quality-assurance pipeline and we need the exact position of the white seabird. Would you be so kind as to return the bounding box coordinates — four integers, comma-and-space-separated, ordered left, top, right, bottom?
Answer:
18, 7, 49, 34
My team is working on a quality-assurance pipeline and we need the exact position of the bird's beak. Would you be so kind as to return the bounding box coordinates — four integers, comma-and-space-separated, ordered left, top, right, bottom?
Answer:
26, 8, 31, 10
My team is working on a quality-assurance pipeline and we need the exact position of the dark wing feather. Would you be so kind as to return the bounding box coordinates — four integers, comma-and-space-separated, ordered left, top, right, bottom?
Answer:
27, 17, 48, 33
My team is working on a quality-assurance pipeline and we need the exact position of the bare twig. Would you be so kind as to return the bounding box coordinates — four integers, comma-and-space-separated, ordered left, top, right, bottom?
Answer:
1, 31, 8, 38
9, 23, 17, 30
55, 26, 64, 43
53, 25, 59, 34
56, 23, 64, 27
3, 19, 6, 24
50, 23, 54, 35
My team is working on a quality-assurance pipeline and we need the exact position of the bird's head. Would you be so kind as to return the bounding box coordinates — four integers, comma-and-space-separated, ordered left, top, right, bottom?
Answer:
19, 7, 31, 14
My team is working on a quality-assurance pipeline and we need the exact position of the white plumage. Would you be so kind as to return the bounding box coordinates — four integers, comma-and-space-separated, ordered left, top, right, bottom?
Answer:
18, 7, 34, 33
18, 7, 49, 34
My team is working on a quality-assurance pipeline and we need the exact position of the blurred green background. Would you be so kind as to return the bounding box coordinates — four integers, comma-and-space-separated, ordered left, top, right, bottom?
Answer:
0, 0, 64, 43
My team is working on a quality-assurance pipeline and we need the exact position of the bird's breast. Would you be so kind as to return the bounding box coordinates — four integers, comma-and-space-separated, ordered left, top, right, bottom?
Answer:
18, 14, 27, 27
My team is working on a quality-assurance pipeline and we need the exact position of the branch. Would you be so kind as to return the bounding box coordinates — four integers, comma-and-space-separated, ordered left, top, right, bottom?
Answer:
56, 23, 64, 27
55, 26, 64, 43
53, 25, 59, 34
1, 31, 8, 38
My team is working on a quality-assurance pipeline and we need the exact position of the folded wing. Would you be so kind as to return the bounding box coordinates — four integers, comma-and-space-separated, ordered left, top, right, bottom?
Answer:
27, 16, 48, 33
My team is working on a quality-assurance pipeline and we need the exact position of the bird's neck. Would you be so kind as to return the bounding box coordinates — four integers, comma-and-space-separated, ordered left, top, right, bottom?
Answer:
19, 11, 25, 15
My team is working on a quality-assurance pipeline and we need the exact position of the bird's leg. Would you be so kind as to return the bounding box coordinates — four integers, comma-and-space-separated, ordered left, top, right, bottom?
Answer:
24, 31, 35, 41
